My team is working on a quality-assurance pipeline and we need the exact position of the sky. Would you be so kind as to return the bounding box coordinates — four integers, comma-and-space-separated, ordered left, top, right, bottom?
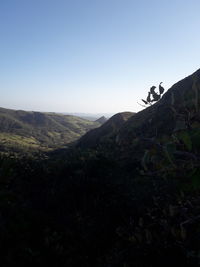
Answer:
0, 0, 200, 114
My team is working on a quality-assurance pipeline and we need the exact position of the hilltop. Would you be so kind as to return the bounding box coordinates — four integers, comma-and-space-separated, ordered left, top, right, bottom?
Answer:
95, 116, 107, 124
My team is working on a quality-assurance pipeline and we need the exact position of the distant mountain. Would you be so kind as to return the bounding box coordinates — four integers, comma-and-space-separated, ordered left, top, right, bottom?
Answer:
95, 116, 107, 124
78, 112, 134, 148
0, 107, 101, 153
62, 112, 114, 121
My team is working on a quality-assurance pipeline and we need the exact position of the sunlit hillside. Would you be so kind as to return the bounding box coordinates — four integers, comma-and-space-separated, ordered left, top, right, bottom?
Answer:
0, 107, 101, 153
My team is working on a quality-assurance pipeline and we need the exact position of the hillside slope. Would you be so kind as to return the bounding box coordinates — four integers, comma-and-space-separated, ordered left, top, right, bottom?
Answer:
77, 68, 200, 171
0, 107, 101, 152
79, 68, 200, 149
78, 112, 134, 148
117, 68, 200, 146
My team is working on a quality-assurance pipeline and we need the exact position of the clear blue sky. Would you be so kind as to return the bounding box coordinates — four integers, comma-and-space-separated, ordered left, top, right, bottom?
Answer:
0, 0, 200, 113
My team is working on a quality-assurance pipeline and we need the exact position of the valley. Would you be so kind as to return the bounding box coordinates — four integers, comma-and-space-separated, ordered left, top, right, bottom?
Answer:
0, 107, 103, 153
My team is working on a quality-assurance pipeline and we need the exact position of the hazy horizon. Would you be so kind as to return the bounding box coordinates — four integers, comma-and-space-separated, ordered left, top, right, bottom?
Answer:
0, 104, 115, 116
0, 105, 115, 119
1, 0, 200, 113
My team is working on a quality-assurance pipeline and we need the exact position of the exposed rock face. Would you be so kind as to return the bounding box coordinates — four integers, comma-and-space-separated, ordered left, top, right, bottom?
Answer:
78, 112, 134, 148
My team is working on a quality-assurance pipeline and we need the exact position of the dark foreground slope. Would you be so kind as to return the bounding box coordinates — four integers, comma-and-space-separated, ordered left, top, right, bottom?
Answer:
0, 107, 101, 153
78, 68, 200, 166
117, 68, 200, 145
1, 69, 200, 267
78, 112, 134, 148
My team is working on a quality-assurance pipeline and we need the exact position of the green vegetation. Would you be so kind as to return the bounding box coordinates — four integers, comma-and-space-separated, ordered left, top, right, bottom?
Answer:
0, 107, 101, 153
0, 133, 41, 150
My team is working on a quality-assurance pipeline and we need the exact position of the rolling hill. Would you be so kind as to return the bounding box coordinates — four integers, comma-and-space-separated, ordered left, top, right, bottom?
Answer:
0, 107, 101, 153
